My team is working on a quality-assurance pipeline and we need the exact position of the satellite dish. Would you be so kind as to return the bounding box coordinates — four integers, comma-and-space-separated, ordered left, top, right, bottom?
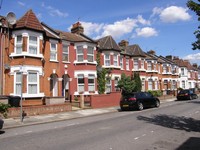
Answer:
6, 12, 16, 25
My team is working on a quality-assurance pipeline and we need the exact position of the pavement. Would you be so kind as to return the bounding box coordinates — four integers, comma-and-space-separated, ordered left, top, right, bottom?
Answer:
2, 98, 176, 129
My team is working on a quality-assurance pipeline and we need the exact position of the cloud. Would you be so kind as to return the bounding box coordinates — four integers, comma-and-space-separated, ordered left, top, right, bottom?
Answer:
137, 15, 151, 25
41, 2, 68, 18
159, 6, 191, 23
183, 53, 200, 62
18, 1, 25, 6
81, 22, 104, 36
135, 27, 158, 38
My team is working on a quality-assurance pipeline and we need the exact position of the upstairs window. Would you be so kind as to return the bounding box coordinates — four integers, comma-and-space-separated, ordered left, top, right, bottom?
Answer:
163, 64, 167, 73
28, 72, 38, 94
50, 43, 57, 61
105, 54, 110, 66
29, 36, 38, 55
147, 61, 152, 71
62, 44, 69, 62
77, 46, 84, 62
120, 56, 123, 69
134, 59, 138, 70
16, 35, 23, 54
141, 60, 144, 69
126, 58, 129, 70
87, 46, 94, 62
181, 68, 184, 76
113, 54, 118, 66
148, 79, 153, 90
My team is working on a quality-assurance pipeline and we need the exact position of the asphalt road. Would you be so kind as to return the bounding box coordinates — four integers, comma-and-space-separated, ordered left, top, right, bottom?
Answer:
0, 99, 200, 150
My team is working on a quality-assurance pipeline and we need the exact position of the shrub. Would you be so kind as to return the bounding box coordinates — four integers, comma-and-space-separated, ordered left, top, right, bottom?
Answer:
148, 90, 162, 97
0, 103, 11, 118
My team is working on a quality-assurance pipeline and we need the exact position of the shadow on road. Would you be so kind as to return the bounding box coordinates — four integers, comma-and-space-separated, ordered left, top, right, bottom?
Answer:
137, 114, 200, 132
0, 131, 5, 134
175, 137, 200, 150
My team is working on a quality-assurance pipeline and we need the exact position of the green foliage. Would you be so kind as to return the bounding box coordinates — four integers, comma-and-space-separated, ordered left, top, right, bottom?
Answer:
118, 73, 135, 96
148, 90, 162, 97
187, 0, 200, 50
133, 72, 142, 92
0, 103, 11, 118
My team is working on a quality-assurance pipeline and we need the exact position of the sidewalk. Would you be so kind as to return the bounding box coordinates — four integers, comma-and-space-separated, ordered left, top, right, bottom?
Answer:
2, 98, 176, 129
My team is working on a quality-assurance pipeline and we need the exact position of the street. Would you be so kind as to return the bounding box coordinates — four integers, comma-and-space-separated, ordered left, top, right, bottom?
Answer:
0, 99, 200, 150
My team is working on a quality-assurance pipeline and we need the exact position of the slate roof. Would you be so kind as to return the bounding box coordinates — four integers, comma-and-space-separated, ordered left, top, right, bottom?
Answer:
97, 35, 121, 51
14, 9, 44, 32
125, 44, 146, 57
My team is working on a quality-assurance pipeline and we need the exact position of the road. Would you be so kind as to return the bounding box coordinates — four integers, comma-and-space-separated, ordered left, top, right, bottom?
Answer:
0, 99, 200, 150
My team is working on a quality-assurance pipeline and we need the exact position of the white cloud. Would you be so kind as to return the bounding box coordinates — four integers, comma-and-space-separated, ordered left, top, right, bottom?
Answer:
81, 22, 104, 36
18, 1, 25, 6
135, 27, 158, 38
159, 6, 191, 23
41, 2, 68, 18
183, 53, 200, 62
137, 15, 151, 25
151, 7, 163, 18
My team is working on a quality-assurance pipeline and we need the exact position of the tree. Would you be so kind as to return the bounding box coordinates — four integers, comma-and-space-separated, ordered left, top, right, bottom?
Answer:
118, 73, 135, 96
187, 0, 200, 50
133, 72, 142, 92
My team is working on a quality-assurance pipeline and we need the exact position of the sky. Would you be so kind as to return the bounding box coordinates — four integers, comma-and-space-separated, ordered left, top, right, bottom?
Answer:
0, 0, 200, 64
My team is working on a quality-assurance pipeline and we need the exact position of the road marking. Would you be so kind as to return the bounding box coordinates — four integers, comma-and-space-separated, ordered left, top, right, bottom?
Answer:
134, 137, 139, 140
26, 131, 33, 133
195, 111, 199, 114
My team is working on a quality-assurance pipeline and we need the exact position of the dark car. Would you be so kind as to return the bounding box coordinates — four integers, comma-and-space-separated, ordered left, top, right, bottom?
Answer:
0, 118, 4, 130
120, 92, 160, 111
177, 89, 198, 100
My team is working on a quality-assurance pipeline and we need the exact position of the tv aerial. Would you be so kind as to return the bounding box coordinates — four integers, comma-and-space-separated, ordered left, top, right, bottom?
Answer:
6, 12, 16, 25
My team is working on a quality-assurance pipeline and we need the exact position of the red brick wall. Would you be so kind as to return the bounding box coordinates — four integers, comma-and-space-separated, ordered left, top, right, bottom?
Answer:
90, 92, 121, 108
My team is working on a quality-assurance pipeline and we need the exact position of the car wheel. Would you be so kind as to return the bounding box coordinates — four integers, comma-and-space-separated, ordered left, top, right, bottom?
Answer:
155, 100, 160, 108
137, 102, 143, 110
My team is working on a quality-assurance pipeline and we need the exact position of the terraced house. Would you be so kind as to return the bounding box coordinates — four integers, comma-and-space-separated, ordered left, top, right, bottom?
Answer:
0, 9, 200, 107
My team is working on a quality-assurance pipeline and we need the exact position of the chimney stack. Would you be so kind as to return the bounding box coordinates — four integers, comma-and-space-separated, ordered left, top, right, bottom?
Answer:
147, 50, 156, 55
71, 22, 84, 34
118, 40, 129, 47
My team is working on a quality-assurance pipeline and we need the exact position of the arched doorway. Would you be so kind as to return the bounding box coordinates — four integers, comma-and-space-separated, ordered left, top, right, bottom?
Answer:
62, 74, 70, 100
50, 74, 58, 96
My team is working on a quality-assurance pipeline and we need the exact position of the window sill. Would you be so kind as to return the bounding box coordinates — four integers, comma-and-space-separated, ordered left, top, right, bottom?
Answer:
10, 53, 44, 59
10, 93, 45, 98
74, 60, 97, 65
50, 60, 59, 63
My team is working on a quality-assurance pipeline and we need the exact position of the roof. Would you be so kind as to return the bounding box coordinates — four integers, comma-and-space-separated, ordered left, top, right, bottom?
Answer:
97, 35, 121, 51
14, 9, 44, 32
125, 44, 146, 57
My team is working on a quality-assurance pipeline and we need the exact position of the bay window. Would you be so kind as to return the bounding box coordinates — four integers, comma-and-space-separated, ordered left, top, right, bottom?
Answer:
16, 35, 23, 54
78, 74, 84, 92
28, 72, 38, 94
29, 36, 38, 54
15, 72, 22, 95
134, 59, 138, 70
120, 56, 123, 69
88, 74, 95, 91
126, 58, 129, 70
77, 46, 84, 62
105, 54, 110, 66
87, 46, 94, 62
113, 54, 118, 66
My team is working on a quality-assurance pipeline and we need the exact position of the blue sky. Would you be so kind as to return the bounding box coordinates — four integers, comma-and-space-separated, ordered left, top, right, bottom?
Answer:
1, 0, 200, 64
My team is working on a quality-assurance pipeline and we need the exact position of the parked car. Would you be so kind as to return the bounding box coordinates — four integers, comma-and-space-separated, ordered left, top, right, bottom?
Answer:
177, 89, 198, 100
120, 92, 160, 111
0, 118, 4, 130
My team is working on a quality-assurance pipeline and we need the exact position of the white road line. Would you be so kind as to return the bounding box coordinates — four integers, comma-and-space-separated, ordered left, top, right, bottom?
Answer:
134, 137, 139, 140
26, 131, 33, 133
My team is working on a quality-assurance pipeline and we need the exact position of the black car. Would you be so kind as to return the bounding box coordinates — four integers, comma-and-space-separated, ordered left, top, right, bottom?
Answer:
120, 92, 160, 111
177, 89, 198, 100
0, 118, 3, 130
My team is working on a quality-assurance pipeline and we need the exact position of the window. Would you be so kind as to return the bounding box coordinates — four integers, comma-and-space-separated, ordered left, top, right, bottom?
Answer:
105, 54, 110, 66
87, 46, 94, 62
120, 56, 123, 69
50, 43, 57, 61
141, 60, 144, 69
105, 78, 111, 93
134, 59, 138, 70
28, 72, 38, 94
163, 64, 167, 73
16, 35, 22, 54
78, 75, 84, 92
114, 77, 119, 91
126, 58, 129, 70
172, 66, 176, 74
15, 72, 22, 95
142, 80, 145, 91
62, 45, 69, 62
147, 61, 152, 71
77, 46, 84, 62
181, 68, 184, 76
113, 54, 118, 66
154, 81, 158, 90
29, 36, 38, 54
148, 79, 153, 90
182, 80, 185, 89
172, 80, 176, 89
88, 74, 95, 91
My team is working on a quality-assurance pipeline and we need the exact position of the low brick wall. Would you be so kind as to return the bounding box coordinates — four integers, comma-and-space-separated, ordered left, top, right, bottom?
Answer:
7, 103, 72, 118
158, 95, 176, 100
90, 92, 121, 108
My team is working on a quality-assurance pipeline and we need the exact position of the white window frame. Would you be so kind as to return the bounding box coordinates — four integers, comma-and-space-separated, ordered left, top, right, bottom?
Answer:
113, 54, 118, 66
134, 59, 138, 70
77, 74, 84, 92
87, 46, 94, 62
62, 44, 69, 62
105, 54, 110, 66
126, 58, 129, 70
114, 77, 119, 91
27, 72, 38, 94
163, 64, 167, 73
50, 42, 57, 61
88, 74, 95, 91
28, 35, 38, 55
15, 72, 22, 95
77, 46, 84, 62
147, 61, 152, 71
105, 77, 111, 93
15, 35, 23, 54
120, 56, 123, 69
148, 79, 153, 90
